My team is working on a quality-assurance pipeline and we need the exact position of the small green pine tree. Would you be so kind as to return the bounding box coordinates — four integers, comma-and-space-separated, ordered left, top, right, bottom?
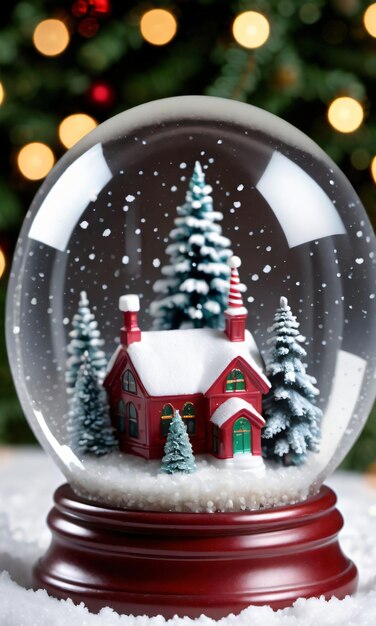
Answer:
150, 161, 232, 330
68, 352, 117, 456
65, 291, 107, 394
262, 297, 322, 466
161, 410, 197, 474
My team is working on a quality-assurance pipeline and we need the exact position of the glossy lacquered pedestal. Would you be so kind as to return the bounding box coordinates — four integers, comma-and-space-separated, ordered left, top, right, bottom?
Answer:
33, 483, 358, 618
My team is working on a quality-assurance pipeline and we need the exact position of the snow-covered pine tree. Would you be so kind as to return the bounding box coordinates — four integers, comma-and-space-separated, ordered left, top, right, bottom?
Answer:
150, 161, 232, 330
262, 296, 322, 466
68, 352, 117, 456
65, 291, 107, 394
161, 410, 197, 474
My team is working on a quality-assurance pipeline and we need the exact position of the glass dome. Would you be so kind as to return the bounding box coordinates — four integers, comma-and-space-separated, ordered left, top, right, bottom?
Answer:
6, 96, 376, 512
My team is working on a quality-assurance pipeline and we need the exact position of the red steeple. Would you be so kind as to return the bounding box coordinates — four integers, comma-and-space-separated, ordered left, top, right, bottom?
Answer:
224, 256, 248, 342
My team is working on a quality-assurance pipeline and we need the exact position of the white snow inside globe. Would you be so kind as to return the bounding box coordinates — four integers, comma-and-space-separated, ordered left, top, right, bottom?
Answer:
6, 96, 376, 512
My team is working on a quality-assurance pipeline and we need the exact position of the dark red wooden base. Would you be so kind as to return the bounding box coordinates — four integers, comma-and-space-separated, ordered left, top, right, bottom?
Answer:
33, 483, 358, 618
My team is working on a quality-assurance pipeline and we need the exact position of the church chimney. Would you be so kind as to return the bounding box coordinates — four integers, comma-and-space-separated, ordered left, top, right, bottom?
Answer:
119, 295, 141, 347
225, 256, 248, 342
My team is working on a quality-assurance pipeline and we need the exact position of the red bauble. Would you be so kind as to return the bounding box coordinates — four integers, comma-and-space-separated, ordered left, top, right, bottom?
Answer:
78, 16, 99, 37
88, 0, 111, 16
89, 82, 115, 108
71, 0, 111, 18
71, 0, 88, 17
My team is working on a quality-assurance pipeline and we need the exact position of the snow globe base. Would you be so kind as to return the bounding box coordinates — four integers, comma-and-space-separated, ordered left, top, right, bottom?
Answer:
33, 483, 357, 618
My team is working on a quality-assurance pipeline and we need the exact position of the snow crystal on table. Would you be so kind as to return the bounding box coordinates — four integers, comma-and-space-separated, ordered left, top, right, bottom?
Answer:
1, 448, 376, 625
69, 451, 320, 512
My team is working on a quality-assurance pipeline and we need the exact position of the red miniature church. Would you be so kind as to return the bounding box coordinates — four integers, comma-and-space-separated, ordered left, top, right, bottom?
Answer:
104, 257, 270, 468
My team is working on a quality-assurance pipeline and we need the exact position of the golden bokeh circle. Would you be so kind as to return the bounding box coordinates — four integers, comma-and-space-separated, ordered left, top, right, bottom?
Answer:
33, 19, 70, 57
327, 97, 364, 133
59, 113, 97, 149
140, 9, 177, 46
17, 142, 55, 180
364, 3, 376, 38
370, 156, 376, 184
232, 11, 270, 49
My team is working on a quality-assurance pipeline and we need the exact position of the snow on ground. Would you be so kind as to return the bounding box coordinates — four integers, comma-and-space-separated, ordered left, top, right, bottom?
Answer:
1, 447, 376, 625
69, 450, 320, 512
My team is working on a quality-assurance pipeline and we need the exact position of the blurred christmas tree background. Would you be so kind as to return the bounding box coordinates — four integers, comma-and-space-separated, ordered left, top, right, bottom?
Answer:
0, 0, 375, 470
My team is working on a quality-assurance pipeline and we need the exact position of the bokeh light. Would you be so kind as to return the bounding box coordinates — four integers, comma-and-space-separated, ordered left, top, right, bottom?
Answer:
58, 113, 97, 148
0, 248, 6, 279
0, 81, 5, 106
371, 156, 376, 184
33, 19, 70, 57
17, 142, 55, 181
232, 11, 270, 49
351, 148, 370, 171
327, 97, 364, 133
140, 9, 177, 46
364, 3, 376, 38
89, 81, 115, 107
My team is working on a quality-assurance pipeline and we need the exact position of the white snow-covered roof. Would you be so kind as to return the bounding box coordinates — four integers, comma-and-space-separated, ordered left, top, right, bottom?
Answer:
126, 327, 270, 396
210, 397, 265, 427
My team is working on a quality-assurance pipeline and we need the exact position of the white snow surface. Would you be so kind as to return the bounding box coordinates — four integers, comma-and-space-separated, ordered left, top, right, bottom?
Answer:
210, 398, 265, 427
1, 446, 376, 625
126, 328, 270, 396
69, 451, 321, 513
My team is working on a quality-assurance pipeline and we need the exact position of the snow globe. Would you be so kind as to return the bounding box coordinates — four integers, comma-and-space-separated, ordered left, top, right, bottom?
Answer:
6, 96, 376, 617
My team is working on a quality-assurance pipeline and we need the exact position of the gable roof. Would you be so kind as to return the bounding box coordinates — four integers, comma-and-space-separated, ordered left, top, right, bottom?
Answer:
124, 327, 269, 397
210, 397, 265, 427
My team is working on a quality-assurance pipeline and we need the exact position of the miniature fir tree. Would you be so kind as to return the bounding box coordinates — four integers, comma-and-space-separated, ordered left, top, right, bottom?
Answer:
65, 291, 107, 394
262, 297, 322, 466
150, 161, 232, 330
161, 410, 197, 474
68, 352, 117, 456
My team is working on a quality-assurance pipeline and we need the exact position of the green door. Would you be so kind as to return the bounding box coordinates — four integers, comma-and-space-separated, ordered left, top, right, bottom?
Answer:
233, 417, 251, 454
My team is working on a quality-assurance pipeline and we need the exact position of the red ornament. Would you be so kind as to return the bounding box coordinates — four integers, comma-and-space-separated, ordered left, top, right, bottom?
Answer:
88, 0, 111, 16
71, 0, 88, 17
78, 16, 99, 38
71, 0, 111, 18
89, 81, 116, 108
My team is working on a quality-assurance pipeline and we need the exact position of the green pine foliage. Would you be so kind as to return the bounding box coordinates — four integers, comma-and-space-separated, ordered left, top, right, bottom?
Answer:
150, 161, 232, 330
262, 297, 322, 466
68, 352, 117, 457
66, 291, 107, 394
161, 410, 197, 474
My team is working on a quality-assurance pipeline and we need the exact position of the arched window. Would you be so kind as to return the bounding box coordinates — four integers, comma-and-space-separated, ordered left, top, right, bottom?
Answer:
182, 402, 196, 434
161, 403, 174, 437
225, 369, 246, 392
118, 400, 126, 434
122, 369, 137, 394
127, 402, 139, 438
